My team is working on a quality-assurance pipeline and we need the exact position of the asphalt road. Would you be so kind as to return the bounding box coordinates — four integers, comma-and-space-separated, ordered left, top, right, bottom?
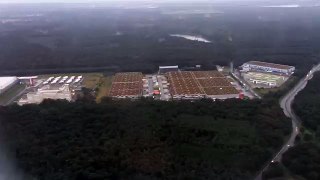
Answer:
231, 71, 261, 99
254, 64, 320, 180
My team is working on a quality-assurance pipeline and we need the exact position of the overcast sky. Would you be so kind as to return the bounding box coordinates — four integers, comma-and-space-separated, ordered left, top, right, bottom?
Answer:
0, 0, 268, 3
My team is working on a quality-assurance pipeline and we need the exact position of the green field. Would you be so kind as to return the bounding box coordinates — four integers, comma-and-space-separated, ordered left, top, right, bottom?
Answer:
95, 76, 113, 102
0, 84, 26, 105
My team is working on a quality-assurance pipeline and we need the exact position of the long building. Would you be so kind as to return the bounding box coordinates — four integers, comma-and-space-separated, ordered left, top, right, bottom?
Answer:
159, 65, 179, 74
18, 84, 72, 105
0, 76, 19, 95
242, 61, 295, 75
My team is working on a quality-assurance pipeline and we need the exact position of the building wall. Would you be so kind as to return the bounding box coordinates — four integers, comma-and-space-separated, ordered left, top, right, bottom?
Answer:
172, 94, 238, 100
159, 68, 179, 74
172, 94, 205, 100
112, 95, 140, 99
243, 63, 295, 74
206, 94, 239, 100
250, 80, 277, 87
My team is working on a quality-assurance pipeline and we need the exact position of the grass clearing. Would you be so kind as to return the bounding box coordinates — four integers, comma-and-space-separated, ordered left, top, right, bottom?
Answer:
96, 76, 113, 102
82, 73, 104, 89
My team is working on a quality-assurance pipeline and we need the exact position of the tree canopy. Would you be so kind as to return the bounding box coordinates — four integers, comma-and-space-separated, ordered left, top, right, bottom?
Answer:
0, 98, 291, 179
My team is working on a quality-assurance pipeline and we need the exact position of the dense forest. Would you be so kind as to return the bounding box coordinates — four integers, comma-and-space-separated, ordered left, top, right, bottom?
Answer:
293, 73, 320, 134
0, 97, 291, 180
0, 3, 320, 75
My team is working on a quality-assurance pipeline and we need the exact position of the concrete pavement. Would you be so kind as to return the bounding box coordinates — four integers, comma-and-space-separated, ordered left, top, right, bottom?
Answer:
231, 72, 261, 99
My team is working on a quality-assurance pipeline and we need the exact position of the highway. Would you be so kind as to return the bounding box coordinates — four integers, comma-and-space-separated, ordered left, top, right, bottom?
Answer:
254, 63, 320, 180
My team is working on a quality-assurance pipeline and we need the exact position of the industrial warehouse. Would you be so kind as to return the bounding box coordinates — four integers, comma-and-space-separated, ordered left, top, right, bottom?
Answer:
242, 61, 295, 75
18, 75, 83, 105
108, 72, 143, 99
0, 76, 19, 95
1, 61, 295, 105
167, 71, 239, 100
240, 61, 294, 88
108, 70, 241, 100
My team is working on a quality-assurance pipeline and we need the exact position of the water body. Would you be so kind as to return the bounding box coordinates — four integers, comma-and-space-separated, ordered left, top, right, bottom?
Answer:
170, 34, 211, 43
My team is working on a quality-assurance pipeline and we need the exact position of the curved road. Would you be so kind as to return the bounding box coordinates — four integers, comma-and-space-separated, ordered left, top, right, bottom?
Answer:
255, 63, 320, 180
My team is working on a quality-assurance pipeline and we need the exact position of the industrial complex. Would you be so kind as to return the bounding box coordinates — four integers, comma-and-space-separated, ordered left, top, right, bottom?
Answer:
0, 60, 295, 105
108, 68, 242, 100
18, 85, 73, 105
107, 61, 295, 100
18, 75, 83, 105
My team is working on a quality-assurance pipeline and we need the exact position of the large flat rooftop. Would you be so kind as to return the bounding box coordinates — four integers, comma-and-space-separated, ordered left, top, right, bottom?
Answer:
0, 76, 18, 90
108, 71, 239, 99
109, 72, 143, 97
166, 71, 238, 97
245, 61, 294, 70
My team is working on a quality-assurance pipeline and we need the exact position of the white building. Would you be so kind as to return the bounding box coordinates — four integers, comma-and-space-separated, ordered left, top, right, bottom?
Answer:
159, 65, 179, 74
0, 76, 19, 95
242, 61, 295, 75
18, 84, 72, 105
